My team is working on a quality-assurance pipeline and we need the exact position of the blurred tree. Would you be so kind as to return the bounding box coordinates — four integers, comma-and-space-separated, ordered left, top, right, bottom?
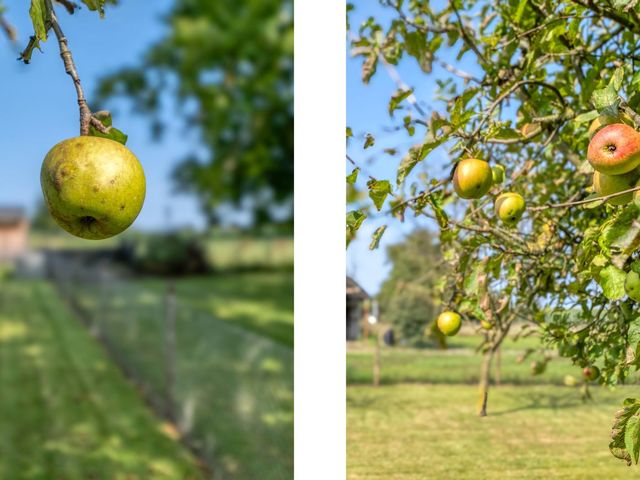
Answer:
378, 229, 445, 343
96, 0, 293, 228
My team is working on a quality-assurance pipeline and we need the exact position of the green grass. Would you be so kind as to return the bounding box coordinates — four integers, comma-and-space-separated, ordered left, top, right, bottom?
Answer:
347, 346, 580, 385
67, 272, 293, 480
0, 279, 203, 479
348, 384, 633, 480
347, 332, 640, 386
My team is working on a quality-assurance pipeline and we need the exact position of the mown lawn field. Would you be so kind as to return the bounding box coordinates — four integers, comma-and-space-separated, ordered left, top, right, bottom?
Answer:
0, 279, 203, 479
348, 384, 633, 480
69, 271, 293, 480
347, 334, 640, 479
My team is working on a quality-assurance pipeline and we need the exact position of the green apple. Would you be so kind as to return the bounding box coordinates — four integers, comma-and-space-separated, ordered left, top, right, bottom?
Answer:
494, 192, 526, 224
625, 270, 640, 302
41, 136, 146, 240
587, 123, 640, 175
587, 114, 635, 139
491, 165, 506, 184
436, 311, 461, 337
531, 360, 546, 376
453, 158, 493, 199
582, 366, 600, 382
592, 169, 639, 206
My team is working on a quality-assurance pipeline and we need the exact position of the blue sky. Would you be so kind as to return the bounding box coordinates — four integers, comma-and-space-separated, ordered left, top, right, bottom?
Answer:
346, 1, 481, 295
0, 0, 205, 230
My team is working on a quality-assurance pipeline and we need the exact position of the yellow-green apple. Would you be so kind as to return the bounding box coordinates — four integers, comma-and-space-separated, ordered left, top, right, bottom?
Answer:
494, 192, 526, 224
41, 136, 146, 240
587, 123, 640, 175
588, 114, 634, 139
582, 366, 600, 381
625, 271, 640, 302
592, 169, 639, 205
436, 311, 461, 336
453, 158, 493, 199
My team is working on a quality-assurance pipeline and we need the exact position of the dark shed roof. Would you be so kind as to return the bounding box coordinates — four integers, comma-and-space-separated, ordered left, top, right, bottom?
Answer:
0, 207, 26, 225
346, 276, 369, 301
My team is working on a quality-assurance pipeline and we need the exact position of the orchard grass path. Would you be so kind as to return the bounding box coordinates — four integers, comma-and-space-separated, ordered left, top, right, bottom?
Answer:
0, 279, 203, 479
347, 383, 633, 480
65, 271, 293, 480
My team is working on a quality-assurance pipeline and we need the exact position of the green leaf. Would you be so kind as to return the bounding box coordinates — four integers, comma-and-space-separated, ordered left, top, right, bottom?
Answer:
425, 194, 449, 229
611, 398, 640, 465
88, 111, 128, 145
346, 210, 366, 246
367, 179, 392, 211
628, 317, 640, 363
29, 0, 48, 42
369, 225, 387, 250
364, 133, 375, 149
592, 83, 619, 114
598, 265, 627, 300
346, 168, 359, 185
388, 89, 413, 116
80, 0, 108, 17
573, 110, 599, 125
625, 416, 640, 464
612, 67, 625, 91
396, 136, 447, 186
513, 0, 528, 24
601, 205, 640, 267
346, 127, 353, 138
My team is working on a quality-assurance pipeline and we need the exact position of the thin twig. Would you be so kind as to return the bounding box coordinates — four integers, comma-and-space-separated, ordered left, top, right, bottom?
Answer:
529, 185, 640, 211
0, 15, 16, 42
44, 0, 110, 136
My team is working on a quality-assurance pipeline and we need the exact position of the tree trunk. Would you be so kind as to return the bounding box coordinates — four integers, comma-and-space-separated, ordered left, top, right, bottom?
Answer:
494, 347, 501, 387
373, 328, 381, 387
164, 281, 177, 421
477, 348, 494, 417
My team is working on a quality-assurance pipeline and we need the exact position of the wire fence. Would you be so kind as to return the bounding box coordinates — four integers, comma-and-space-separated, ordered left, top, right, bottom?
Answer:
46, 250, 293, 480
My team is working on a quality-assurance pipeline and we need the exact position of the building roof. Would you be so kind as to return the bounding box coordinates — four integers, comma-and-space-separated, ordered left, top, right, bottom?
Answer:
0, 207, 26, 226
346, 276, 369, 300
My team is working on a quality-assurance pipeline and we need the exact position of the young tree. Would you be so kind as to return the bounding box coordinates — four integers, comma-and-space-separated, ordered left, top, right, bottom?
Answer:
348, 0, 640, 464
378, 229, 445, 343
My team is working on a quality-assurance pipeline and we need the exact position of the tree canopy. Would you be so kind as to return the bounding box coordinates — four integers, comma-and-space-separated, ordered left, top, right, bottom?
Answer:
348, 0, 640, 464
96, 0, 293, 228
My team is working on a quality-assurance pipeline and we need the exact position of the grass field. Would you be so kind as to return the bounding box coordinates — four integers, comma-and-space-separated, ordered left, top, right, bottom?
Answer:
347, 334, 640, 479
348, 384, 633, 479
67, 271, 293, 480
0, 279, 203, 479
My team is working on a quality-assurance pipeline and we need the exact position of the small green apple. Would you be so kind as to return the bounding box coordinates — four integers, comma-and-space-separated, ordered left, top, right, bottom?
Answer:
41, 136, 146, 240
495, 192, 526, 224
491, 165, 506, 184
582, 366, 600, 382
436, 311, 461, 337
592, 169, 639, 206
626, 271, 640, 302
453, 158, 493, 199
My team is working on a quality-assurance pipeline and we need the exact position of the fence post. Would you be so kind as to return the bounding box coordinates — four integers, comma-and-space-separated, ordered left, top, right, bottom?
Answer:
164, 281, 177, 421
373, 326, 381, 387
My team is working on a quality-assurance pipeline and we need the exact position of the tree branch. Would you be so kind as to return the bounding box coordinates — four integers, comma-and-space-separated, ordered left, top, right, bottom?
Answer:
0, 15, 16, 42
44, 0, 110, 136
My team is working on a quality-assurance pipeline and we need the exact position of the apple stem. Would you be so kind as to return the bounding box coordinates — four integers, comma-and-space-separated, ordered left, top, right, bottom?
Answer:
44, 0, 111, 137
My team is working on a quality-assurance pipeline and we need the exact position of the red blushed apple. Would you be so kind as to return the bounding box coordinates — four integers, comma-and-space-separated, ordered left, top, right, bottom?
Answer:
588, 123, 640, 175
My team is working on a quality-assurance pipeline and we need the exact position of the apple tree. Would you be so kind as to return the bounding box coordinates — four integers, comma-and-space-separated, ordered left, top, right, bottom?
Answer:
348, 0, 640, 464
